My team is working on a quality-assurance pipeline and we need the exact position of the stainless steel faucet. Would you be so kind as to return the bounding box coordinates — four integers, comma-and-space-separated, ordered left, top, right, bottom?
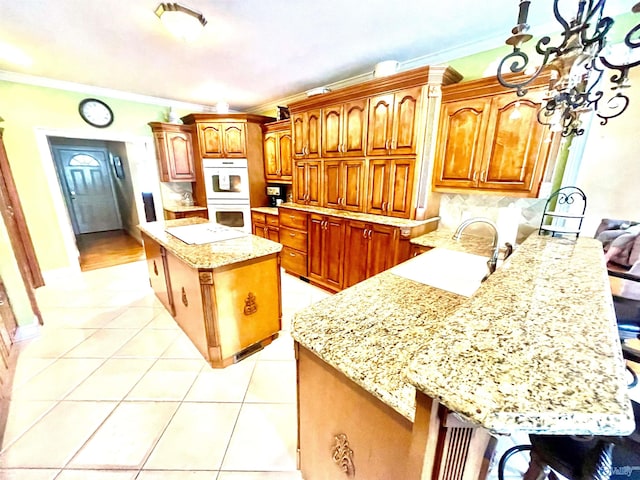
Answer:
452, 217, 500, 278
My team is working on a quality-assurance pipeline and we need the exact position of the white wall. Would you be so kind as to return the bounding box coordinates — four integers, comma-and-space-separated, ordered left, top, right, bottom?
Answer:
576, 68, 640, 237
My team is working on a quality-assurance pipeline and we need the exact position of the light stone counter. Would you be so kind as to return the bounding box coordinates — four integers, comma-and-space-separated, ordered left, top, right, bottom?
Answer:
291, 234, 635, 435
162, 204, 208, 213
250, 206, 279, 215
138, 217, 282, 270
411, 229, 498, 257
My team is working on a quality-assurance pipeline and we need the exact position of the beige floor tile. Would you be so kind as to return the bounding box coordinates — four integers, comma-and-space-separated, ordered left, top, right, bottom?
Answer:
39, 307, 127, 329
113, 329, 180, 358
130, 294, 165, 309
8, 357, 57, 390
66, 358, 156, 401
16, 328, 99, 358
0, 401, 117, 468
144, 402, 241, 470
217, 472, 302, 480
136, 471, 219, 479
244, 361, 296, 404
221, 403, 297, 471
184, 361, 255, 403
68, 401, 179, 469
161, 335, 206, 359
0, 400, 58, 451
258, 332, 295, 361
144, 310, 179, 330
102, 307, 163, 329
55, 469, 138, 479
11, 358, 104, 400
63, 329, 140, 358
0, 469, 60, 479
125, 359, 203, 401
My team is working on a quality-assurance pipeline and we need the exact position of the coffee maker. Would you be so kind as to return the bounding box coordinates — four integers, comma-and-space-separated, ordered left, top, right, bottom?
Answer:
266, 185, 286, 206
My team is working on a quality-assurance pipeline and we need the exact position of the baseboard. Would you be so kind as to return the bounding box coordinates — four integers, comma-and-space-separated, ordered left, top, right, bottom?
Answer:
13, 320, 41, 342
41, 265, 81, 284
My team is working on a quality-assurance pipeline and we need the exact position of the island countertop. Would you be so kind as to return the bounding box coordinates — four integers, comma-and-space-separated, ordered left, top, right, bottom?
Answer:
291, 234, 634, 435
138, 218, 282, 270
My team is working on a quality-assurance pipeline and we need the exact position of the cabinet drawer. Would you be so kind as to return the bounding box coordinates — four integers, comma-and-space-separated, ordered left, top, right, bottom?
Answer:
281, 246, 308, 277
251, 212, 266, 224
279, 209, 308, 230
280, 227, 308, 252
266, 214, 279, 227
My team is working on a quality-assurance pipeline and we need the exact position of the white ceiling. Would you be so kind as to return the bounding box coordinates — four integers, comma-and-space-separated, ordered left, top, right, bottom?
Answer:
0, 0, 633, 111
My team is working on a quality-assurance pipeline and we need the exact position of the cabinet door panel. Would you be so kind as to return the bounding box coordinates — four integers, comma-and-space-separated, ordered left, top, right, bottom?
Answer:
223, 123, 246, 157
433, 98, 490, 188
367, 94, 394, 156
306, 161, 322, 206
343, 221, 369, 288
342, 100, 368, 157
292, 114, 306, 158
342, 160, 365, 212
307, 110, 321, 158
392, 87, 421, 155
322, 106, 343, 157
199, 124, 224, 157
153, 132, 171, 181
388, 159, 414, 218
323, 160, 341, 209
143, 234, 173, 315
279, 133, 293, 179
166, 131, 195, 180
367, 159, 389, 215
267, 227, 279, 242
481, 93, 549, 192
367, 225, 397, 277
308, 215, 324, 281
282, 246, 308, 277
324, 217, 345, 289
263, 133, 279, 178
293, 161, 307, 203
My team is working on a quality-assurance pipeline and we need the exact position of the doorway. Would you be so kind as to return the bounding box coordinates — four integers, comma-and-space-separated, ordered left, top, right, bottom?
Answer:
48, 138, 144, 271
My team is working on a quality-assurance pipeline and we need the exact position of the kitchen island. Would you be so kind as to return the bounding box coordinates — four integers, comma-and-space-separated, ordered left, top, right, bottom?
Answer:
291, 233, 634, 479
139, 217, 282, 368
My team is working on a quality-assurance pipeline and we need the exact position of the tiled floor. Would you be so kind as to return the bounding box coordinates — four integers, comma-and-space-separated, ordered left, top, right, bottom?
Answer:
0, 261, 330, 479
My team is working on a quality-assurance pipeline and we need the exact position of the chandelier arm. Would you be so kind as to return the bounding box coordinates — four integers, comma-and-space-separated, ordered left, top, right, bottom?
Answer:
552, 0, 571, 37
582, 16, 613, 49
595, 93, 629, 125
625, 22, 640, 49
496, 49, 545, 96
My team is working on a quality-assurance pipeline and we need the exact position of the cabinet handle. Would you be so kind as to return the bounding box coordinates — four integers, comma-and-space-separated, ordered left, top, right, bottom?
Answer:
480, 171, 486, 182
362, 228, 367, 239
289, 252, 296, 257
264, 227, 269, 235
289, 232, 296, 237
381, 201, 387, 212
181, 287, 189, 307
153, 260, 158, 276
473, 171, 478, 181
391, 140, 397, 150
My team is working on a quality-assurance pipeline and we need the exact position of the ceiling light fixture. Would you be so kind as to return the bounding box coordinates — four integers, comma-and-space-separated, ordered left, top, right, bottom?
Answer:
155, 3, 207, 42
497, 0, 640, 137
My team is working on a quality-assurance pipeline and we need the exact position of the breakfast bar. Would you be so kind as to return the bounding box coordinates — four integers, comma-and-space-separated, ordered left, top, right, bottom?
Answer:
291, 233, 634, 479
139, 217, 283, 368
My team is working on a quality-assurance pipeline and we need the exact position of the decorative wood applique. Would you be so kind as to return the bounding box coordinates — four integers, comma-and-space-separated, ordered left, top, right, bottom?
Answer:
244, 292, 257, 315
153, 260, 158, 276
199, 271, 214, 284
332, 433, 355, 476
181, 287, 188, 307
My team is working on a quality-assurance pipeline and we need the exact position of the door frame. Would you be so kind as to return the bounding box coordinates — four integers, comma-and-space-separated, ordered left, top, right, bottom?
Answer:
51, 144, 123, 235
34, 128, 163, 279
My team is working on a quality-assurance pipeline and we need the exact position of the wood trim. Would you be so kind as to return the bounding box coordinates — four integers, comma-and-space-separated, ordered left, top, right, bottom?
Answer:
289, 66, 462, 112
442, 71, 553, 102
198, 269, 221, 364
262, 119, 291, 133
181, 113, 275, 125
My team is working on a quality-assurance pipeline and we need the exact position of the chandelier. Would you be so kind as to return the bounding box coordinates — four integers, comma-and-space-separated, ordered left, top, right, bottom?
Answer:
497, 0, 640, 136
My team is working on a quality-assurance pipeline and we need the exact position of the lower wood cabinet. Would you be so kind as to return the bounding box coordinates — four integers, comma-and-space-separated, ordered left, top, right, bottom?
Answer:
142, 232, 173, 315
251, 211, 279, 242
279, 208, 309, 277
308, 214, 345, 291
344, 220, 399, 288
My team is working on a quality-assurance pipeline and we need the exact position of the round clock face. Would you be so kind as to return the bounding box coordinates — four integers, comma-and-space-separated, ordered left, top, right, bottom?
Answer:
79, 98, 114, 128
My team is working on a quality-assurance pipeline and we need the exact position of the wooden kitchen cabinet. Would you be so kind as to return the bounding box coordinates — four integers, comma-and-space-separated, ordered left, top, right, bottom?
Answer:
321, 99, 368, 157
292, 109, 321, 159
251, 211, 279, 242
367, 87, 421, 156
367, 158, 415, 218
263, 120, 292, 183
293, 160, 322, 206
343, 220, 398, 288
323, 159, 366, 212
308, 214, 345, 291
196, 122, 246, 158
142, 232, 174, 315
149, 122, 196, 182
279, 208, 309, 277
433, 74, 556, 196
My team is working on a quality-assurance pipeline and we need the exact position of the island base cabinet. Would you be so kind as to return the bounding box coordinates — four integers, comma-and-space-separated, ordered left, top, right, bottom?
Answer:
166, 252, 282, 368
142, 232, 174, 316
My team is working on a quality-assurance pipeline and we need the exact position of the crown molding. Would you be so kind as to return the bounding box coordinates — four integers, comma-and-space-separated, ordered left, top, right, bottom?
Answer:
0, 70, 214, 112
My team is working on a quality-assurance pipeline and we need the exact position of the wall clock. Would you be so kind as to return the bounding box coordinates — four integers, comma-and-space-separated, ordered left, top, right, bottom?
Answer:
78, 98, 114, 128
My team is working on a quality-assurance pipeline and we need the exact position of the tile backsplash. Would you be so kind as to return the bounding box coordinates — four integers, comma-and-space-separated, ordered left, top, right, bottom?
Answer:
438, 193, 547, 245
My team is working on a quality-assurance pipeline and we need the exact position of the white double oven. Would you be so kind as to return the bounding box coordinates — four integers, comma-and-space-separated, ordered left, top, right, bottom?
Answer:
202, 158, 251, 232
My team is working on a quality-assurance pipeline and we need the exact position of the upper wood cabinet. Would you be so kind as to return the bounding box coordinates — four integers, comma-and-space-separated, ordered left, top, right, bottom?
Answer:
196, 122, 246, 158
433, 74, 557, 196
149, 122, 196, 182
367, 158, 415, 218
263, 120, 293, 183
321, 99, 368, 157
323, 159, 366, 212
367, 87, 421, 156
293, 160, 322, 206
292, 110, 321, 159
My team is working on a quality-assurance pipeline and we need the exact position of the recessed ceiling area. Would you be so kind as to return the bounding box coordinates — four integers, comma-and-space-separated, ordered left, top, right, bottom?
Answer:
0, 0, 632, 111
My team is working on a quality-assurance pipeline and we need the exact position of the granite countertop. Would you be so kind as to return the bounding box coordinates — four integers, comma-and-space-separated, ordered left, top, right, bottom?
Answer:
278, 202, 440, 228
138, 218, 282, 270
251, 206, 279, 215
163, 204, 208, 213
291, 234, 634, 435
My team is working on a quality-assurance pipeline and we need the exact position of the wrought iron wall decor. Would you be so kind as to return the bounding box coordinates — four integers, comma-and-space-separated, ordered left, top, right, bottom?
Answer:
498, 0, 640, 137
538, 186, 587, 237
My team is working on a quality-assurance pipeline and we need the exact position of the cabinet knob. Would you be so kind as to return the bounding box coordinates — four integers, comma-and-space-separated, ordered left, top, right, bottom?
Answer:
153, 260, 158, 276
480, 171, 487, 182
391, 140, 397, 150
289, 252, 296, 257
381, 201, 387, 212
473, 171, 478, 181
289, 233, 296, 237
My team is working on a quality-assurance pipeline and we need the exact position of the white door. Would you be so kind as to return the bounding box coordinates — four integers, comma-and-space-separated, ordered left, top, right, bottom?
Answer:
52, 146, 122, 234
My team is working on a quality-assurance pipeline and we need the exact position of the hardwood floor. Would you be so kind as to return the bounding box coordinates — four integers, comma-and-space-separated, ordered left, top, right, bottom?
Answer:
76, 229, 145, 271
